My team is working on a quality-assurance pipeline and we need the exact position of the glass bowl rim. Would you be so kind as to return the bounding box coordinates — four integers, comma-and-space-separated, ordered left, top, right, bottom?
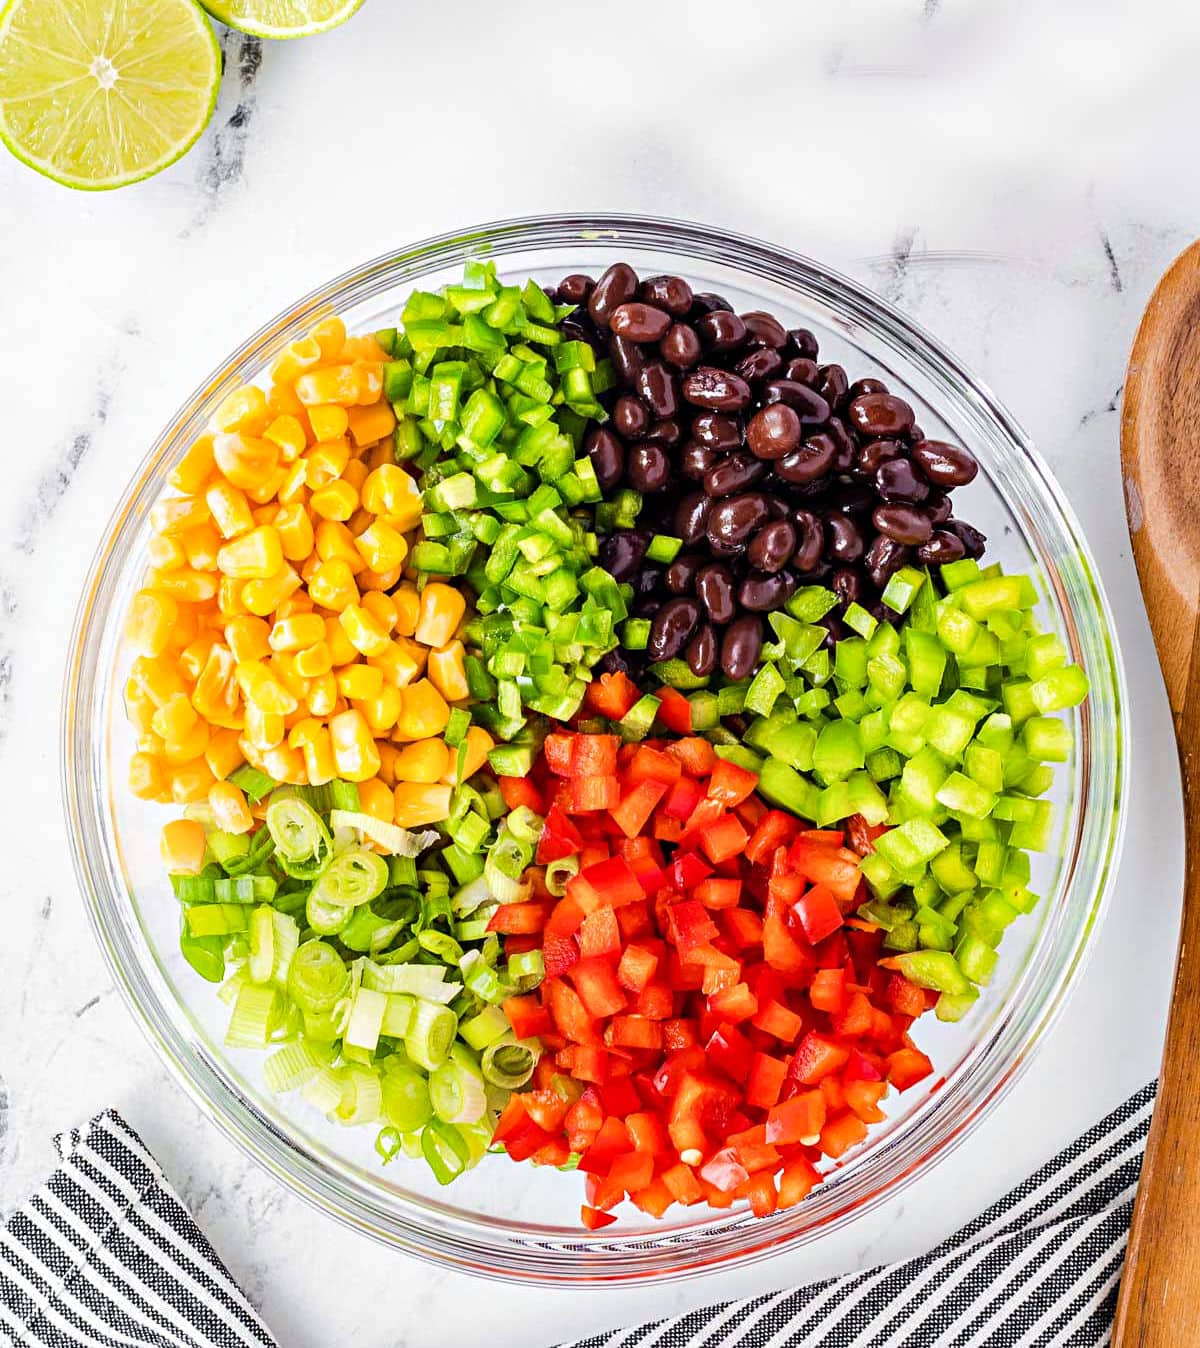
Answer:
61, 211, 1128, 1285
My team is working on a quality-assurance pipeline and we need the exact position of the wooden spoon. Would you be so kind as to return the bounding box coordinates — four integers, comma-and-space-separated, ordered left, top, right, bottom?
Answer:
1113, 239, 1200, 1346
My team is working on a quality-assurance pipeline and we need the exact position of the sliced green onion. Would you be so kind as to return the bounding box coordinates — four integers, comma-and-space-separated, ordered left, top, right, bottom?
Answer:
506, 948, 544, 988
381, 1059, 433, 1131
266, 798, 332, 880
299, 1065, 344, 1115
545, 855, 579, 897
361, 960, 460, 1002
263, 1038, 334, 1093
380, 993, 414, 1038
505, 806, 544, 845
228, 763, 277, 803
185, 904, 247, 937
429, 1052, 487, 1125
310, 847, 388, 908
328, 780, 362, 813
225, 982, 282, 1049
375, 1126, 404, 1164
328, 811, 438, 858
305, 892, 352, 936
331, 1063, 383, 1126
286, 940, 349, 1013
451, 874, 492, 917
405, 998, 457, 1071
458, 1004, 511, 1051
420, 1118, 471, 1186
417, 929, 464, 964
343, 986, 389, 1054
481, 1034, 540, 1090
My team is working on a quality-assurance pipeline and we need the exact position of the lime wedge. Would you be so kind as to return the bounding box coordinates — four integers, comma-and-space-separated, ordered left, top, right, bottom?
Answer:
200, 0, 363, 39
0, 0, 220, 190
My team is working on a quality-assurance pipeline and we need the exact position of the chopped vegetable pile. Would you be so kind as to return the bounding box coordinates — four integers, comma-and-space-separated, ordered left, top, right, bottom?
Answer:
124, 260, 1090, 1228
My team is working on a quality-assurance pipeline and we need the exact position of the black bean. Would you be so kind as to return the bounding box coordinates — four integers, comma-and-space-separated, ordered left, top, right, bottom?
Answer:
741, 311, 788, 349
665, 554, 703, 593
747, 404, 802, 460
704, 453, 766, 498
926, 492, 952, 525
909, 423, 924, 443
613, 395, 650, 440
946, 518, 987, 558
681, 443, 719, 481
599, 529, 649, 582
785, 357, 820, 385
682, 367, 753, 411
738, 570, 796, 611
686, 624, 718, 677
636, 361, 679, 419
825, 417, 858, 472
848, 377, 888, 400
856, 438, 905, 477
847, 392, 916, 438
832, 566, 864, 607
748, 519, 797, 573
611, 302, 672, 343
776, 433, 836, 484
786, 328, 820, 360
660, 323, 702, 369
916, 530, 968, 565
734, 347, 784, 385
826, 515, 865, 563
632, 564, 663, 599
873, 502, 933, 546
816, 363, 849, 408
696, 564, 737, 624
692, 413, 742, 451
644, 417, 684, 448
912, 439, 979, 488
834, 483, 878, 515
791, 509, 825, 572
628, 443, 671, 493
876, 458, 930, 503
585, 427, 625, 491
721, 615, 763, 680
675, 492, 712, 545
647, 597, 700, 661
865, 535, 911, 589
609, 333, 644, 383
559, 312, 608, 357
697, 310, 748, 354
633, 596, 663, 618
819, 614, 851, 649
690, 291, 734, 316
588, 263, 639, 327
761, 380, 831, 425
599, 647, 644, 679
707, 493, 769, 549
558, 274, 594, 304
640, 275, 694, 316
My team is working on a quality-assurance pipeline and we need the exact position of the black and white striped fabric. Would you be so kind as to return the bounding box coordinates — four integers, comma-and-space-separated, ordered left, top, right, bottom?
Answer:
0, 1110, 277, 1348
562, 1081, 1156, 1348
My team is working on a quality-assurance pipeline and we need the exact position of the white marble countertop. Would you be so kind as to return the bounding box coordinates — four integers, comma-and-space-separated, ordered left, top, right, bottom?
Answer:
1, 0, 1196, 1343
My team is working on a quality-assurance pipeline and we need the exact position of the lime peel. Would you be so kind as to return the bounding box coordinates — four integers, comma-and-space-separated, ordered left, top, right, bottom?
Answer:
200, 0, 364, 39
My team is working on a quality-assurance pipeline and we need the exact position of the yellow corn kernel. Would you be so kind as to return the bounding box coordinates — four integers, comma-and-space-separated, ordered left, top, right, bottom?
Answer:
394, 679, 450, 742
171, 759, 217, 804
270, 613, 325, 652
206, 479, 255, 538
270, 334, 322, 387
126, 591, 178, 658
178, 635, 217, 682
361, 591, 398, 632
305, 672, 337, 717
339, 604, 391, 658
264, 414, 308, 461
366, 440, 395, 472
204, 727, 244, 782
169, 436, 217, 495
358, 683, 402, 734
217, 575, 246, 617
149, 567, 218, 603
294, 365, 361, 408
276, 591, 314, 619
347, 400, 397, 448
244, 700, 285, 750
293, 641, 333, 678
308, 558, 358, 612
392, 585, 420, 637
129, 752, 169, 802
393, 782, 453, 829
341, 334, 388, 362
147, 533, 188, 571
315, 519, 366, 574
375, 741, 398, 787
336, 663, 384, 702
357, 565, 403, 593
427, 640, 469, 703
308, 404, 349, 442
266, 502, 311, 564
209, 780, 254, 834
212, 384, 269, 436
259, 743, 307, 784
310, 316, 346, 361
151, 691, 198, 743
243, 467, 288, 506
303, 438, 351, 489
360, 464, 422, 527
271, 651, 309, 702
358, 777, 394, 823
166, 605, 202, 653
163, 719, 210, 764
241, 565, 302, 617
310, 479, 358, 522
161, 818, 208, 873
213, 432, 279, 492
150, 495, 210, 536
354, 520, 408, 574
216, 526, 284, 580
277, 460, 309, 505
358, 364, 384, 403
225, 615, 271, 663
343, 458, 369, 493
267, 379, 305, 418
415, 582, 467, 649
288, 720, 336, 785
131, 655, 186, 708
182, 522, 222, 572
237, 659, 298, 716
393, 738, 450, 785
329, 708, 382, 781
124, 680, 158, 735
442, 725, 495, 785
252, 503, 279, 527
191, 645, 242, 728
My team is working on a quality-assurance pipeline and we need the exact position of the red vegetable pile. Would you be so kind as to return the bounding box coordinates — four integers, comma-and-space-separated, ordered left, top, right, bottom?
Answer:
488, 728, 936, 1226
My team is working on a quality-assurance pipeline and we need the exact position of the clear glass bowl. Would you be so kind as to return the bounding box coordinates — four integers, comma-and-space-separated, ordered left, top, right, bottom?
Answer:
62, 214, 1126, 1285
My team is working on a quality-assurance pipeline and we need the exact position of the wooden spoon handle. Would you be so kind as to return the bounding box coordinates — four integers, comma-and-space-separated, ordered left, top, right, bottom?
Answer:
1113, 649, 1200, 1346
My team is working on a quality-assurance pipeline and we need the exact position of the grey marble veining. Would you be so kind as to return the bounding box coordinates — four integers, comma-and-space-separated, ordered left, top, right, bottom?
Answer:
0, 1, 1195, 1343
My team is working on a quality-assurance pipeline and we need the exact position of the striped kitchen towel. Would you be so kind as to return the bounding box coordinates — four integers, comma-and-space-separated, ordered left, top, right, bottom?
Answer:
562, 1081, 1156, 1348
0, 1110, 277, 1348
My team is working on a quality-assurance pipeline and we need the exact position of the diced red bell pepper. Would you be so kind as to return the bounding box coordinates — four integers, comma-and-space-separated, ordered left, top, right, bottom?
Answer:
594, 1151, 655, 1209
635, 981, 675, 1020
695, 877, 743, 909
626, 1111, 668, 1155
597, 1077, 642, 1117
820, 1073, 845, 1114
630, 1176, 675, 1218
610, 1014, 664, 1050
886, 1046, 934, 1090
819, 1111, 868, 1159
610, 779, 669, 839
585, 672, 641, 721
521, 1088, 572, 1133
661, 1162, 705, 1206
745, 1052, 788, 1110
661, 774, 706, 821
844, 1079, 888, 1124
670, 851, 712, 892
666, 900, 720, 953
789, 882, 844, 945
578, 1116, 632, 1176
572, 957, 628, 1019
662, 1018, 699, 1052
616, 941, 660, 993
487, 900, 553, 934
706, 757, 758, 807
787, 838, 863, 904
832, 991, 874, 1038
722, 907, 764, 949
565, 1092, 604, 1152
778, 1157, 821, 1209
736, 1171, 779, 1217
580, 1205, 618, 1230
763, 896, 814, 975
502, 995, 552, 1040
809, 967, 847, 1014
669, 1072, 738, 1152
498, 775, 546, 814
844, 1047, 885, 1082
665, 736, 717, 776
616, 901, 654, 941
536, 805, 584, 863
548, 980, 602, 1045
571, 734, 619, 778
543, 930, 580, 979
706, 1023, 755, 1083
627, 744, 682, 786
751, 998, 804, 1043
655, 687, 693, 734
885, 973, 926, 1019
846, 813, 888, 857
698, 814, 749, 864
546, 893, 586, 937
788, 1033, 851, 1086
569, 774, 620, 812
700, 1146, 750, 1194
543, 732, 577, 776
579, 906, 621, 960
735, 794, 767, 831
745, 809, 800, 866
766, 1090, 826, 1145
708, 981, 758, 1024
579, 855, 644, 908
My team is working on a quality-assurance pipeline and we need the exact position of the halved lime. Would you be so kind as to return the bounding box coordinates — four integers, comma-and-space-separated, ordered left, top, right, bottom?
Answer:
0, 0, 220, 190
200, 0, 363, 39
